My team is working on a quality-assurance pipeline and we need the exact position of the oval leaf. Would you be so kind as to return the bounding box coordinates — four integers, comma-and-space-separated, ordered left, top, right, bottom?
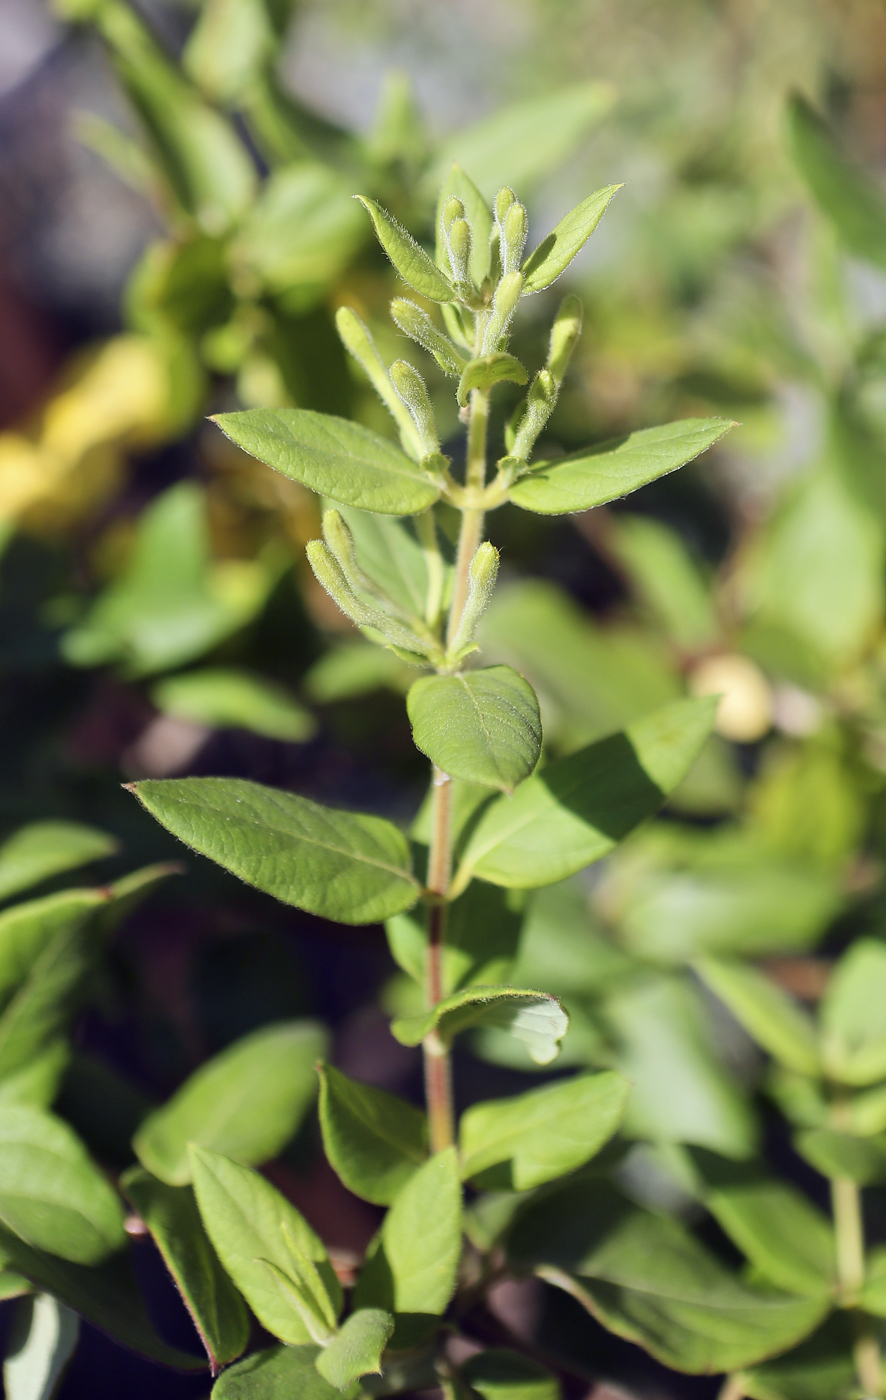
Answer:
407, 666, 542, 793
508, 419, 735, 515
457, 354, 528, 408
382, 1147, 462, 1314
0, 1108, 126, 1265
452, 696, 717, 893
134, 1020, 327, 1186
317, 1064, 427, 1206
128, 777, 420, 925
213, 1344, 338, 1400
315, 1309, 394, 1390
211, 409, 440, 516
522, 185, 621, 293
392, 986, 568, 1067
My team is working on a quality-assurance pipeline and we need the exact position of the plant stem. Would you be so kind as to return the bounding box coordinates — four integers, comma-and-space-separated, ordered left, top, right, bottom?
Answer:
447, 387, 489, 646
715, 1376, 746, 1400
424, 767, 455, 1152
832, 1176, 883, 1396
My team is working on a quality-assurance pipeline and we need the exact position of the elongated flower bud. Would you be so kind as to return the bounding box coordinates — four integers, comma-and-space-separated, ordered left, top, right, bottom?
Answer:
501, 201, 528, 275
335, 307, 423, 459
390, 360, 440, 456
447, 217, 472, 285
390, 299, 466, 376
512, 369, 558, 460
547, 294, 583, 384
448, 541, 500, 655
482, 271, 523, 353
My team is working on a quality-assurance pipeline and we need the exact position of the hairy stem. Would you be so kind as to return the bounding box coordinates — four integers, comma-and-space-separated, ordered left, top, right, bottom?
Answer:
832, 1176, 883, 1395
424, 768, 455, 1152
447, 387, 489, 646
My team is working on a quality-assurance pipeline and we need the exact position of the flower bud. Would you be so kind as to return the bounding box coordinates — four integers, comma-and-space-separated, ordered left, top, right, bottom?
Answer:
390, 360, 440, 456
482, 271, 523, 353
447, 217, 472, 284
501, 201, 528, 275
512, 369, 558, 460
448, 541, 500, 655
547, 294, 583, 384
390, 298, 466, 376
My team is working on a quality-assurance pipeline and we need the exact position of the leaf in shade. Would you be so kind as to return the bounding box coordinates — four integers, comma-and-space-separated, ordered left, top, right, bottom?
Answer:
386, 880, 525, 996
460, 1349, 560, 1400
128, 777, 420, 925
212, 410, 440, 515
819, 939, 886, 1084
456, 354, 528, 406
0, 824, 116, 905
133, 1020, 326, 1185
382, 1148, 462, 1315
794, 1128, 886, 1185
452, 697, 717, 894
459, 1073, 630, 1190
694, 958, 820, 1076
152, 669, 316, 743
121, 1168, 249, 1370
3, 1293, 79, 1400
317, 1064, 427, 1206
522, 186, 620, 292
508, 419, 734, 515
737, 1314, 858, 1400
787, 93, 886, 270
392, 986, 568, 1067
407, 667, 542, 793
212, 1345, 338, 1400
315, 1309, 394, 1390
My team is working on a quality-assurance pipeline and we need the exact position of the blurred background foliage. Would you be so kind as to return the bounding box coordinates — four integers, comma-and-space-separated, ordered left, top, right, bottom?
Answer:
4, 0, 886, 1395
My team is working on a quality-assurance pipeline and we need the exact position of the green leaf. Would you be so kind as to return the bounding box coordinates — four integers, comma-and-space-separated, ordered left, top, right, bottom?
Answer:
357, 197, 455, 302
120, 1168, 249, 1370
607, 514, 719, 651
435, 165, 492, 286
522, 186, 621, 293
232, 166, 366, 307
317, 1064, 427, 1206
407, 667, 541, 794
0, 1224, 203, 1369
787, 93, 886, 270
688, 1152, 835, 1296
0, 1043, 69, 1112
213, 1345, 339, 1400
456, 354, 528, 407
0, 823, 116, 904
190, 1145, 341, 1345
460, 1350, 559, 1400
459, 1072, 629, 1189
452, 696, 716, 894
212, 410, 440, 516
392, 986, 568, 1067
507, 1181, 828, 1374
794, 1129, 886, 1185
694, 958, 819, 1076
858, 1245, 886, 1316
508, 418, 735, 514
382, 1147, 461, 1314
425, 82, 616, 200
738, 1315, 858, 1400
183, 0, 273, 103
386, 881, 525, 996
315, 1309, 394, 1390
152, 669, 316, 743
0, 888, 105, 1011
819, 939, 886, 1084
3, 1293, 79, 1400
0, 1107, 126, 1264
129, 777, 420, 925
134, 1020, 326, 1186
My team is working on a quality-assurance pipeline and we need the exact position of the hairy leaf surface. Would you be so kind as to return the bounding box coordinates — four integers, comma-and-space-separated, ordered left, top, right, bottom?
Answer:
407, 667, 541, 792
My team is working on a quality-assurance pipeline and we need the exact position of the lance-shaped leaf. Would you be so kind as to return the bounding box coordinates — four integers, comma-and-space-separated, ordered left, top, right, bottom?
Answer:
460, 1349, 559, 1400
460, 1072, 629, 1190
317, 1064, 427, 1206
315, 1309, 394, 1390
457, 354, 528, 407
134, 1020, 326, 1186
452, 696, 716, 894
121, 1169, 249, 1371
0, 823, 116, 904
507, 1181, 829, 1375
392, 986, 568, 1067
190, 1146, 341, 1345
436, 165, 492, 286
357, 197, 455, 302
3, 1293, 79, 1400
152, 669, 316, 743
695, 958, 820, 1076
212, 410, 440, 517
213, 1344, 339, 1400
508, 419, 734, 515
128, 777, 420, 925
788, 93, 886, 271
0, 1107, 126, 1265
407, 667, 542, 793
522, 185, 621, 293
382, 1148, 462, 1314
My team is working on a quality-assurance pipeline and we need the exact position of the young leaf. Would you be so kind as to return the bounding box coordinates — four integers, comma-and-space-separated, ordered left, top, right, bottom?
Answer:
0, 823, 116, 905
133, 1020, 327, 1185
521, 185, 621, 293
435, 165, 493, 286
460, 1349, 559, 1400
457, 354, 528, 407
787, 93, 886, 270
459, 1072, 630, 1189
213, 1344, 338, 1400
794, 1129, 886, 1185
152, 669, 316, 744
128, 777, 420, 925
0, 1107, 126, 1264
392, 986, 568, 1066
317, 1063, 427, 1206
694, 958, 820, 1076
315, 1309, 394, 1390
819, 939, 886, 1084
382, 1147, 462, 1314
120, 1168, 249, 1371
451, 696, 716, 894
508, 419, 735, 514
3, 1293, 79, 1400
212, 410, 440, 516
356, 197, 455, 302
407, 666, 542, 793
190, 1145, 342, 1345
